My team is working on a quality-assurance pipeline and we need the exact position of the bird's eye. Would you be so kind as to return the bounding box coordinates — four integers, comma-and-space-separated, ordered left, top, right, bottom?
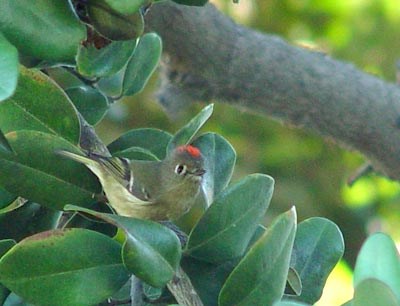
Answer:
175, 164, 187, 175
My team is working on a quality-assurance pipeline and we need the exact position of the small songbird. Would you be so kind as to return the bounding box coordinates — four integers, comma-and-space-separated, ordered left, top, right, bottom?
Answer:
57, 145, 206, 221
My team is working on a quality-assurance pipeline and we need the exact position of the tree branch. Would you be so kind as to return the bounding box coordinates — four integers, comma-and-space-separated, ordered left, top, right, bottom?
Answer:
146, 1, 400, 180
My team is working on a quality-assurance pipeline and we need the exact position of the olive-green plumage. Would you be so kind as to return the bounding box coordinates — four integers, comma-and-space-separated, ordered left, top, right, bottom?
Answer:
57, 145, 205, 221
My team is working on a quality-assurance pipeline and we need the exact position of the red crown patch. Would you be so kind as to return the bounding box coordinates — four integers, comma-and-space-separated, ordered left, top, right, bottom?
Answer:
176, 145, 201, 158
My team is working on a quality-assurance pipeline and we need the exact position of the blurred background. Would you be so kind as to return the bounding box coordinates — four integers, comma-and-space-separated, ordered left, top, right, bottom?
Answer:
95, 0, 400, 304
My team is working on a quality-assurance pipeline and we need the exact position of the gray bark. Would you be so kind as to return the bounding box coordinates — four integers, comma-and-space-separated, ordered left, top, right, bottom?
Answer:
146, 1, 400, 180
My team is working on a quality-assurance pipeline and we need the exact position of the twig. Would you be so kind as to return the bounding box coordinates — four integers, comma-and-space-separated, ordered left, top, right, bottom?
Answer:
167, 266, 204, 306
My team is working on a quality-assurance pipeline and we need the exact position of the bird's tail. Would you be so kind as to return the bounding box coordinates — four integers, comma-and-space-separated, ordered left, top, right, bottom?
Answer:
55, 150, 98, 167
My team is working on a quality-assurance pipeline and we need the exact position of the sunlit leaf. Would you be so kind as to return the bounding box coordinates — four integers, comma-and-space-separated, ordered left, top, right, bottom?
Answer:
353, 233, 400, 302
353, 278, 399, 306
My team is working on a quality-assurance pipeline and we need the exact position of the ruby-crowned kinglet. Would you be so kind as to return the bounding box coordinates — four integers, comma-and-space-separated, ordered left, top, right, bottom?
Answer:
57, 145, 205, 221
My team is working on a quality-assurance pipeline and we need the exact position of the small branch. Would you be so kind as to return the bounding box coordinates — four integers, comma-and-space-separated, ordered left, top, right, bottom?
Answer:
146, 2, 400, 181
167, 266, 204, 306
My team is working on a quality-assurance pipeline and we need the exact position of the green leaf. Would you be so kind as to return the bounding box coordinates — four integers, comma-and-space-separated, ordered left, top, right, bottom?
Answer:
0, 187, 16, 210
193, 133, 236, 202
87, 0, 144, 41
289, 217, 344, 304
168, 104, 214, 153
97, 67, 125, 97
103, 0, 147, 15
0, 33, 18, 102
0, 228, 129, 306
0, 68, 81, 144
122, 32, 162, 96
0, 239, 15, 258
182, 256, 238, 306
171, 0, 208, 6
0, 198, 25, 215
0, 202, 61, 242
273, 301, 311, 306
353, 279, 399, 306
353, 232, 400, 302
0, 128, 13, 154
219, 208, 297, 306
77, 39, 137, 78
45, 67, 84, 90
65, 205, 182, 288
65, 86, 109, 126
186, 174, 274, 263
3, 292, 33, 306
287, 267, 302, 296
0, 130, 101, 210
108, 128, 172, 160
0, 0, 85, 63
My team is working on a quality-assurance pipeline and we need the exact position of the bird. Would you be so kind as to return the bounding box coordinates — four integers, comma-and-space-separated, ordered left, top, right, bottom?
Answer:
57, 145, 206, 221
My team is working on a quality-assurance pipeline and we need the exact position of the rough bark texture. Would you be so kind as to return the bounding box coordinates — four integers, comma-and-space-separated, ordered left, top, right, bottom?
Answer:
146, 1, 400, 181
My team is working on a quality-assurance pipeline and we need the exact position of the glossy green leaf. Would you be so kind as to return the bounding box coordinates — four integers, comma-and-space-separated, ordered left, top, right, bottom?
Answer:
0, 187, 16, 210
65, 205, 182, 288
353, 279, 399, 306
3, 292, 33, 306
45, 67, 84, 90
0, 240, 13, 304
65, 86, 109, 125
273, 301, 310, 306
0, 129, 13, 154
0, 202, 61, 242
103, 0, 147, 14
171, 0, 208, 6
193, 133, 236, 202
219, 208, 297, 306
354, 232, 400, 301
182, 256, 238, 306
0, 68, 80, 144
122, 32, 162, 96
0, 228, 129, 306
168, 104, 214, 153
186, 174, 274, 263
108, 128, 172, 160
0, 33, 18, 102
290, 217, 344, 303
0, 0, 85, 63
287, 267, 302, 296
0, 198, 25, 215
0, 130, 101, 210
97, 67, 125, 97
87, 0, 144, 41
0, 239, 15, 258
77, 39, 137, 78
